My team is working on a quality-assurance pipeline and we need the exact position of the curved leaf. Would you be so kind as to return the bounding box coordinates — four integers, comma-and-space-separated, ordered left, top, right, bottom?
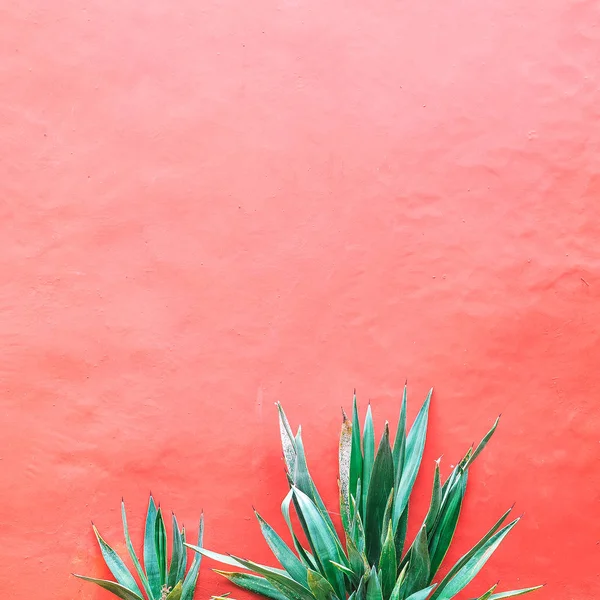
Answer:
92, 524, 142, 597
434, 519, 520, 600
255, 509, 309, 586
293, 487, 346, 598
483, 586, 544, 600
74, 575, 144, 600
405, 585, 437, 600
215, 571, 289, 600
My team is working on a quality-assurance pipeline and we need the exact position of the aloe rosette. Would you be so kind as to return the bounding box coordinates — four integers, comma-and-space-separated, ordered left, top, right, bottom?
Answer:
75, 495, 203, 600
188, 387, 542, 600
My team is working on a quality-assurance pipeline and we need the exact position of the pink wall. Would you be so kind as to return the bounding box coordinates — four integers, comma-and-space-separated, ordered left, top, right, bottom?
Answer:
2, 1, 599, 600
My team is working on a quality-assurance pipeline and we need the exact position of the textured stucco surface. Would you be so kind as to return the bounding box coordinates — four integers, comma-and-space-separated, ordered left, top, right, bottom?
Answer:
1, 1, 599, 599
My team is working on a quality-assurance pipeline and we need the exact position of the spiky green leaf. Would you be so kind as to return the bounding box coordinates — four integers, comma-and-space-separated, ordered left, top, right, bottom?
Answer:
391, 385, 407, 474
428, 469, 467, 579
402, 526, 430, 598
155, 508, 168, 587
215, 571, 289, 600
350, 394, 364, 515
91, 524, 142, 597
181, 514, 204, 600
393, 390, 431, 530
465, 416, 500, 470
168, 514, 184, 589
424, 462, 442, 534
365, 423, 394, 565
429, 506, 514, 600
405, 584, 437, 600
122, 500, 153, 600
255, 509, 309, 586
73, 575, 144, 600
361, 405, 375, 517
483, 586, 544, 600
366, 567, 383, 600
433, 519, 520, 600
379, 522, 396, 600
144, 496, 161, 599
292, 487, 346, 598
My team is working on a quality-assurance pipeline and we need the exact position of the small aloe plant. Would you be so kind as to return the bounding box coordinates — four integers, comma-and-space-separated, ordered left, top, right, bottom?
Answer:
187, 387, 542, 600
74, 495, 203, 600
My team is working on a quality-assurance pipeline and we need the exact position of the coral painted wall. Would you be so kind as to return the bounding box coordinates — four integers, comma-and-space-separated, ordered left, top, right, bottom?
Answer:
2, 1, 599, 599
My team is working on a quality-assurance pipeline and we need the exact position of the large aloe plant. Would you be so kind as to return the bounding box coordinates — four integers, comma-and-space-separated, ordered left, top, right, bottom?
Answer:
188, 387, 542, 600
75, 495, 203, 600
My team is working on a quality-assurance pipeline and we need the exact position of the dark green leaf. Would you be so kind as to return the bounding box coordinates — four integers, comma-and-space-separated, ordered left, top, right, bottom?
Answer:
73, 575, 144, 600
366, 567, 383, 600
365, 423, 394, 565
424, 462, 442, 534
428, 470, 467, 579
380, 490, 394, 549
394, 505, 409, 561
402, 526, 430, 598
465, 416, 500, 470
388, 564, 408, 600
379, 522, 396, 600
155, 508, 167, 587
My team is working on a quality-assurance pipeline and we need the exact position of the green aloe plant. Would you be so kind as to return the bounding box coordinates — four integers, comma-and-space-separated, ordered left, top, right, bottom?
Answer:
74, 495, 203, 600
188, 387, 542, 600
